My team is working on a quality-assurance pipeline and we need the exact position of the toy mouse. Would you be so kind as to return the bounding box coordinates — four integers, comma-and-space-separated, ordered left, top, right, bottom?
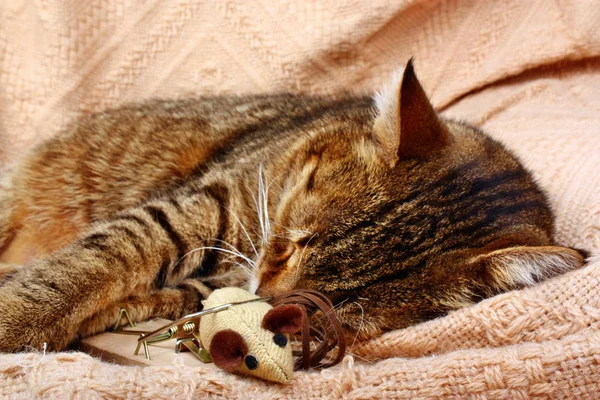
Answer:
199, 287, 303, 383
133, 287, 345, 383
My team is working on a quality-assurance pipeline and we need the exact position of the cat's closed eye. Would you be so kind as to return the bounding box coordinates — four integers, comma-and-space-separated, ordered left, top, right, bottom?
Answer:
293, 235, 312, 248
272, 244, 295, 265
264, 232, 313, 271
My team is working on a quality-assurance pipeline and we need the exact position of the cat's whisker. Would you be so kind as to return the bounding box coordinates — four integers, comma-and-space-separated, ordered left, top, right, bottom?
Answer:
242, 181, 264, 245
256, 164, 268, 245
262, 166, 271, 241
257, 164, 264, 241
221, 205, 259, 259
201, 265, 252, 282
177, 246, 256, 272
295, 232, 318, 277
219, 259, 254, 278
345, 351, 375, 365
258, 162, 271, 244
221, 260, 254, 278
220, 254, 237, 265
211, 239, 256, 267
247, 176, 264, 246
349, 301, 365, 352
211, 240, 257, 279
266, 171, 286, 190
271, 222, 313, 238
221, 254, 247, 268
328, 298, 349, 314
266, 233, 294, 240
250, 165, 281, 250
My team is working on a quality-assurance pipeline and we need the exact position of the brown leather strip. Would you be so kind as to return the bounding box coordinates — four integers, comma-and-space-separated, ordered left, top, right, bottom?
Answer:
271, 289, 346, 370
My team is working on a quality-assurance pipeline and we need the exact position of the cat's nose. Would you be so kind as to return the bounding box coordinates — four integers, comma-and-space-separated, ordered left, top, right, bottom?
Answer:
257, 280, 289, 297
255, 284, 274, 297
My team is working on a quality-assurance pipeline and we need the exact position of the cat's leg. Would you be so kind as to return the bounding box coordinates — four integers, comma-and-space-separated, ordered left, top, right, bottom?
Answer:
77, 279, 212, 338
0, 170, 39, 265
0, 180, 246, 352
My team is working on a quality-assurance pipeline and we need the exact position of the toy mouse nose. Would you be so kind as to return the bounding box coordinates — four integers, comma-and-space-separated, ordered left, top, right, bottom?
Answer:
209, 329, 248, 372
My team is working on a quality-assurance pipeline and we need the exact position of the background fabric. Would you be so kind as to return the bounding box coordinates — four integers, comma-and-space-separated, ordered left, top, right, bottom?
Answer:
1, 0, 599, 398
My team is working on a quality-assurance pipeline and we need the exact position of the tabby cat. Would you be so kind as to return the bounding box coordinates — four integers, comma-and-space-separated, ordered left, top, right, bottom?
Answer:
0, 61, 584, 352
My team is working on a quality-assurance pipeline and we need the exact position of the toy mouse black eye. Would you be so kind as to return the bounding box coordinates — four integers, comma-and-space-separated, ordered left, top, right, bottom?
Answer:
273, 333, 288, 347
245, 354, 259, 370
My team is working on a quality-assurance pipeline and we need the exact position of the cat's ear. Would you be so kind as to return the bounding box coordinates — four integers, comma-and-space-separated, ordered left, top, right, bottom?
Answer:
372, 59, 452, 166
474, 245, 584, 293
439, 244, 584, 311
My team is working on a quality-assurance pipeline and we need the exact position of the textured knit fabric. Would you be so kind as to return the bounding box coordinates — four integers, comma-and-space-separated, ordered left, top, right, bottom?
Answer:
1, 1, 599, 399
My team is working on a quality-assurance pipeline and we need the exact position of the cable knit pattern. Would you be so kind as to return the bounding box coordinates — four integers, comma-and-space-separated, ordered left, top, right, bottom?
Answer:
1, 1, 599, 398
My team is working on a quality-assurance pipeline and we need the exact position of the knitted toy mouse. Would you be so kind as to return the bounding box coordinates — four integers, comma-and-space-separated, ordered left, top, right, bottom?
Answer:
199, 287, 303, 383
128, 287, 343, 383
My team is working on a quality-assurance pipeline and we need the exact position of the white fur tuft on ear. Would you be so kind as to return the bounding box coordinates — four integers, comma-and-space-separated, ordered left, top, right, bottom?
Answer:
373, 67, 405, 139
483, 246, 584, 292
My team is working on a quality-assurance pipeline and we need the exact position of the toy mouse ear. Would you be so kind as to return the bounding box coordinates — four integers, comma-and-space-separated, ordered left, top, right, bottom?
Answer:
262, 304, 304, 334
209, 329, 248, 372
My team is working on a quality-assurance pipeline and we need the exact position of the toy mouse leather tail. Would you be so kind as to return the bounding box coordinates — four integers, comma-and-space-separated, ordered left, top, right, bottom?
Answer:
270, 289, 346, 370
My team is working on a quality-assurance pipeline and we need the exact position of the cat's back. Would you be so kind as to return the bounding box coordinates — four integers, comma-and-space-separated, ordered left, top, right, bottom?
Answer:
28, 93, 370, 167
4, 93, 371, 258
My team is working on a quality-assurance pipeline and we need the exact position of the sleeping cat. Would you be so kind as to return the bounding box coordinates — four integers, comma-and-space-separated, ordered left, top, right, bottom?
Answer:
0, 60, 584, 352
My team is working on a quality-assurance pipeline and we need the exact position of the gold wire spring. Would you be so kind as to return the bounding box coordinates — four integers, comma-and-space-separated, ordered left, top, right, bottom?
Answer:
134, 321, 197, 359
147, 321, 196, 344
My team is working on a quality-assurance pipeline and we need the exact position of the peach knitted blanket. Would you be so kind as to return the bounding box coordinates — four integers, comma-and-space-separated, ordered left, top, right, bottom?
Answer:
1, 1, 599, 398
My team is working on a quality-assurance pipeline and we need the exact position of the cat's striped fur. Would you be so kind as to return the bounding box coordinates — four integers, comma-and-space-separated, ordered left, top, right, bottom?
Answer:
0, 61, 584, 352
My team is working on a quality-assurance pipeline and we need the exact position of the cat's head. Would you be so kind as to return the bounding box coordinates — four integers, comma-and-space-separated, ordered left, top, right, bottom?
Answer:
254, 60, 583, 340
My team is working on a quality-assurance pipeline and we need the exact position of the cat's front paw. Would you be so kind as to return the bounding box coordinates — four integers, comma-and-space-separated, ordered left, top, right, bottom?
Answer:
0, 277, 71, 352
